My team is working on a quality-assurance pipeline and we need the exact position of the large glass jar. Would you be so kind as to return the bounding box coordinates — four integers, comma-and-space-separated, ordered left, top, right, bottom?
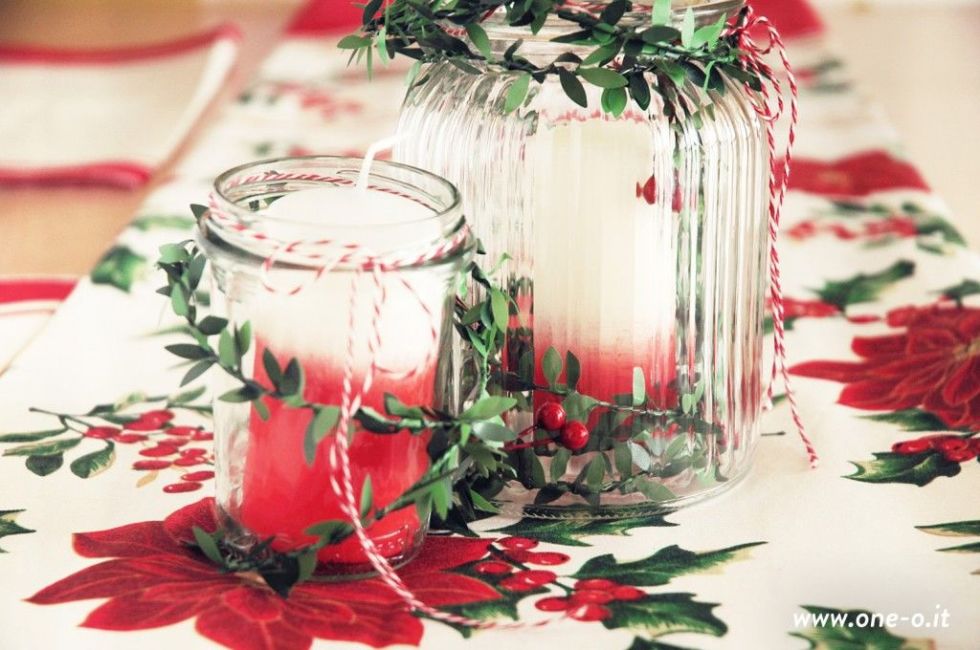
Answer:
396, 0, 768, 517
200, 156, 472, 576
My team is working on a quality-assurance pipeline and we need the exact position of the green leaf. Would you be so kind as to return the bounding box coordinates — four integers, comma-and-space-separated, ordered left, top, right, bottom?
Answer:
461, 396, 517, 421
192, 526, 225, 568
165, 344, 210, 360
170, 385, 206, 405
170, 284, 189, 317
635, 479, 676, 501
3, 436, 81, 457
542, 347, 562, 388
296, 550, 318, 582
565, 351, 581, 391
847, 451, 961, 487
504, 72, 531, 113
304, 406, 340, 465
181, 360, 214, 387
863, 409, 948, 432
280, 358, 304, 397
158, 243, 190, 264
585, 457, 605, 491
218, 385, 261, 403
471, 421, 517, 443
916, 520, 980, 537
629, 73, 651, 111
574, 542, 765, 585
582, 43, 620, 67
91, 246, 147, 293
305, 520, 354, 544
26, 454, 63, 477
938, 279, 980, 302
0, 510, 34, 552
814, 260, 915, 310
375, 28, 390, 66
938, 541, 980, 553
490, 289, 509, 331
360, 475, 374, 518
490, 515, 675, 547
563, 392, 598, 422
632, 367, 646, 406
651, 0, 671, 26
691, 15, 726, 49
604, 593, 727, 639
579, 67, 628, 89
337, 35, 370, 50
615, 442, 633, 478
383, 393, 426, 419
189, 204, 209, 220
0, 428, 66, 444
431, 479, 452, 520
262, 349, 282, 387
601, 87, 628, 117
550, 447, 571, 482
790, 605, 934, 650
680, 8, 696, 48
236, 322, 252, 356
641, 25, 680, 45
69, 442, 115, 478
465, 23, 491, 59
197, 316, 228, 336
217, 329, 238, 368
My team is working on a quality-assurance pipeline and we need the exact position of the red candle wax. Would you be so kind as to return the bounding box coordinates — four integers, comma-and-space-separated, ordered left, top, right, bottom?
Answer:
239, 339, 433, 566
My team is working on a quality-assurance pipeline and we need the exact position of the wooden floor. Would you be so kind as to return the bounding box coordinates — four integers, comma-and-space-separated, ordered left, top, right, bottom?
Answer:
0, 0, 976, 275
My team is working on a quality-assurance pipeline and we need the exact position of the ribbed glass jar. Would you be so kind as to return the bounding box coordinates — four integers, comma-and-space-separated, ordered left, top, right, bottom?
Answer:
396, 0, 768, 517
200, 156, 472, 575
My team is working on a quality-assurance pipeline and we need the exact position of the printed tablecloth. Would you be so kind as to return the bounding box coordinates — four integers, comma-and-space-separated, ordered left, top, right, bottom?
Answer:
1, 2, 977, 649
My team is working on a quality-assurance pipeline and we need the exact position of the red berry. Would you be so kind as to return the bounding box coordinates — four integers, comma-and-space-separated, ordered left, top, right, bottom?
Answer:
499, 536, 538, 551
934, 438, 969, 453
535, 403, 567, 431
163, 482, 202, 493
523, 551, 570, 566
570, 590, 615, 605
637, 174, 656, 205
180, 448, 207, 457
182, 471, 215, 482
84, 426, 120, 439
574, 578, 619, 591
173, 457, 207, 467
114, 434, 149, 444
611, 586, 645, 601
140, 444, 179, 458
473, 561, 513, 575
891, 439, 931, 455
132, 460, 171, 471
535, 597, 571, 612
944, 448, 978, 463
502, 570, 556, 589
559, 422, 589, 451
191, 431, 214, 441
164, 426, 199, 437
568, 603, 612, 622
125, 410, 175, 431
498, 576, 538, 592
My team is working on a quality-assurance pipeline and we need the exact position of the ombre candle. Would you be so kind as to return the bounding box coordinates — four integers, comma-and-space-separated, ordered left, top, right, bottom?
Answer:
199, 157, 471, 575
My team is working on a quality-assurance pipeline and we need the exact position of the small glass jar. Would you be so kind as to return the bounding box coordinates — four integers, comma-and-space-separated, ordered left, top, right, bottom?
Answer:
200, 156, 472, 576
396, 0, 768, 517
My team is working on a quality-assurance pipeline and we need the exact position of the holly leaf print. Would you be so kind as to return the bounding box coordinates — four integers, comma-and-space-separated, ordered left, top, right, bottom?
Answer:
863, 409, 949, 433
0, 509, 34, 552
937, 279, 980, 304
91, 245, 147, 293
917, 520, 980, 574
790, 606, 934, 650
490, 515, 676, 547
573, 542, 765, 585
604, 593, 726, 639
847, 452, 961, 486
812, 260, 914, 310
626, 637, 696, 650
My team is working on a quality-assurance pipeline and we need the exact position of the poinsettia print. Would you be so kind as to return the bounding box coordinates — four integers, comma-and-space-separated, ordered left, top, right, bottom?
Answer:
29, 498, 501, 650
787, 151, 929, 198
791, 302, 980, 429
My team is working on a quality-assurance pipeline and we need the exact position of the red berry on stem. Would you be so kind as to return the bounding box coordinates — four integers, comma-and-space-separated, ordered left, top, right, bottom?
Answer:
943, 448, 978, 463
132, 460, 171, 471
114, 434, 149, 444
180, 448, 207, 457
891, 439, 931, 455
535, 403, 567, 431
506, 569, 556, 588
499, 536, 539, 551
523, 551, 570, 566
163, 482, 202, 493
191, 431, 214, 441
559, 422, 589, 451
165, 426, 199, 437
140, 444, 179, 458
125, 410, 175, 431
934, 438, 969, 453
473, 561, 513, 576
84, 426, 120, 439
570, 590, 616, 605
575, 578, 619, 591
611, 586, 646, 601
173, 457, 207, 467
568, 603, 612, 622
535, 597, 571, 612
182, 470, 215, 482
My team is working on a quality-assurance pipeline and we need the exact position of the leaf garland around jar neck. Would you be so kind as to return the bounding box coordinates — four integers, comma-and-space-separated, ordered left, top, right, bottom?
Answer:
337, 0, 764, 120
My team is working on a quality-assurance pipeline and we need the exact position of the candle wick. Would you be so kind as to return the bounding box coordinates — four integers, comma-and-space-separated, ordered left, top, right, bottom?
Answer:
356, 132, 411, 193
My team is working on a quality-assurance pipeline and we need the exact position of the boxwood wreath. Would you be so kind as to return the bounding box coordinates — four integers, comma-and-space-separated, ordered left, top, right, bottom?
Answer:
338, 0, 766, 120
154, 0, 757, 595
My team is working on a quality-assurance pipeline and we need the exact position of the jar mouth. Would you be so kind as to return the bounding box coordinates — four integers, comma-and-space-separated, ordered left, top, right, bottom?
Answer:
204, 155, 470, 266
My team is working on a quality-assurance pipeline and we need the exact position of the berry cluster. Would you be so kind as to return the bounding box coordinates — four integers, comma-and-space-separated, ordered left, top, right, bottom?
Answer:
470, 537, 647, 623
82, 409, 215, 493
892, 434, 979, 463
504, 404, 590, 453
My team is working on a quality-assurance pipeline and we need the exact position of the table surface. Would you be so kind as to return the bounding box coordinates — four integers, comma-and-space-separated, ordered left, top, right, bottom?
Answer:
0, 0, 977, 276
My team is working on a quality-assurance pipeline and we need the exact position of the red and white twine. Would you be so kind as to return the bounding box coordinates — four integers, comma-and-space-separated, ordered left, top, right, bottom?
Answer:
205, 6, 815, 631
